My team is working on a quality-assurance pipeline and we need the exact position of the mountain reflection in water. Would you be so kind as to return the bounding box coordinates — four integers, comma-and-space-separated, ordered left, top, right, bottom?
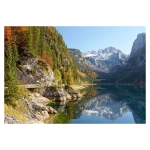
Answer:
71, 85, 146, 124
48, 85, 146, 124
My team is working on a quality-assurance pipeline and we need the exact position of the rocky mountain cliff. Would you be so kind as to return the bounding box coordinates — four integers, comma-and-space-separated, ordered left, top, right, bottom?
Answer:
5, 26, 87, 90
68, 48, 100, 72
126, 33, 146, 69
68, 48, 99, 81
69, 48, 93, 69
97, 33, 146, 84
16, 50, 56, 86
83, 47, 129, 72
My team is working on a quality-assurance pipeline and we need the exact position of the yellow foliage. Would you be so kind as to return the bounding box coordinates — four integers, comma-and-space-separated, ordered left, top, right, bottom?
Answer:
78, 71, 87, 77
18, 86, 29, 100
4, 101, 28, 123
54, 69, 62, 84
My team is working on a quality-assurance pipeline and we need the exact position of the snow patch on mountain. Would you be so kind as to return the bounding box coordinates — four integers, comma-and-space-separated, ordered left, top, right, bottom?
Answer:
83, 93, 131, 120
84, 54, 97, 57
83, 47, 129, 72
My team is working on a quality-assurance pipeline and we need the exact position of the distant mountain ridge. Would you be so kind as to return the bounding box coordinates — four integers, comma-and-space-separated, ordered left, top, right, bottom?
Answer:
69, 48, 93, 69
82, 47, 129, 72
68, 32, 146, 84
68, 48, 98, 80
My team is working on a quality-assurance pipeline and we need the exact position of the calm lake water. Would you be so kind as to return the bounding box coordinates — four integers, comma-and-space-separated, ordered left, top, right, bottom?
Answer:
48, 85, 146, 124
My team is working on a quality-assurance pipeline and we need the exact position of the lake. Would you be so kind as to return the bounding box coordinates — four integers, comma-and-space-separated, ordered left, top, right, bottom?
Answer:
48, 85, 146, 124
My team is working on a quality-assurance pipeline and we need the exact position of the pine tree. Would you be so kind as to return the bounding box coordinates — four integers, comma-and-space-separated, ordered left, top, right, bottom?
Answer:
33, 26, 40, 55
39, 34, 46, 55
54, 69, 62, 85
12, 43, 19, 62
27, 27, 34, 55
52, 53, 57, 70
66, 68, 72, 85
61, 69, 67, 85
4, 44, 19, 106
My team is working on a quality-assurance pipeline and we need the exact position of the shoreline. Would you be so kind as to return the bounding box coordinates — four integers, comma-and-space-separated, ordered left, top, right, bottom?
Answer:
4, 84, 84, 124
70, 85, 85, 90
70, 84, 96, 90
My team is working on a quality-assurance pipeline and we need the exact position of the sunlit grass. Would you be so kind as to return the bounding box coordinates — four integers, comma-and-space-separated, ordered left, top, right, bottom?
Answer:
78, 71, 87, 77
4, 102, 28, 123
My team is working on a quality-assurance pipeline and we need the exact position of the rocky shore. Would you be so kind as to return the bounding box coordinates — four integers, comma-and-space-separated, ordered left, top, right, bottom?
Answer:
4, 85, 83, 124
38, 85, 83, 101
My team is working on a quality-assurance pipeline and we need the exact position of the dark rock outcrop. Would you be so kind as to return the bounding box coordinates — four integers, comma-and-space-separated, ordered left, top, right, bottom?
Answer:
127, 33, 146, 69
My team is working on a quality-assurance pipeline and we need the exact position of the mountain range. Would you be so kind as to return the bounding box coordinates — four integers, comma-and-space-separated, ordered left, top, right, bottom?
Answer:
69, 32, 146, 84
69, 48, 93, 70
82, 47, 129, 72
4, 26, 146, 124
103, 32, 146, 84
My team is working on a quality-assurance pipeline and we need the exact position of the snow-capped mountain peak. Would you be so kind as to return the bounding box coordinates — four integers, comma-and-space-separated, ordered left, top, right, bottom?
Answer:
83, 53, 97, 57
82, 47, 129, 72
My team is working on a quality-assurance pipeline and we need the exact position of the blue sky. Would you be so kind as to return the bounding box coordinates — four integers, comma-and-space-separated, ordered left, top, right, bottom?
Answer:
55, 26, 146, 55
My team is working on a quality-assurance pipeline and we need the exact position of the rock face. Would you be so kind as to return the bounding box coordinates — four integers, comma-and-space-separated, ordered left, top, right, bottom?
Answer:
19, 97, 47, 124
83, 47, 129, 72
68, 48, 95, 70
4, 85, 83, 124
82, 33, 145, 73
4, 114, 22, 124
16, 52, 56, 86
97, 33, 146, 84
26, 93, 58, 122
39, 87, 68, 97
46, 106, 57, 114
30, 93, 51, 103
127, 33, 146, 69
39, 86, 82, 101
4, 93, 58, 124
4, 87, 83, 124
130, 33, 146, 58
